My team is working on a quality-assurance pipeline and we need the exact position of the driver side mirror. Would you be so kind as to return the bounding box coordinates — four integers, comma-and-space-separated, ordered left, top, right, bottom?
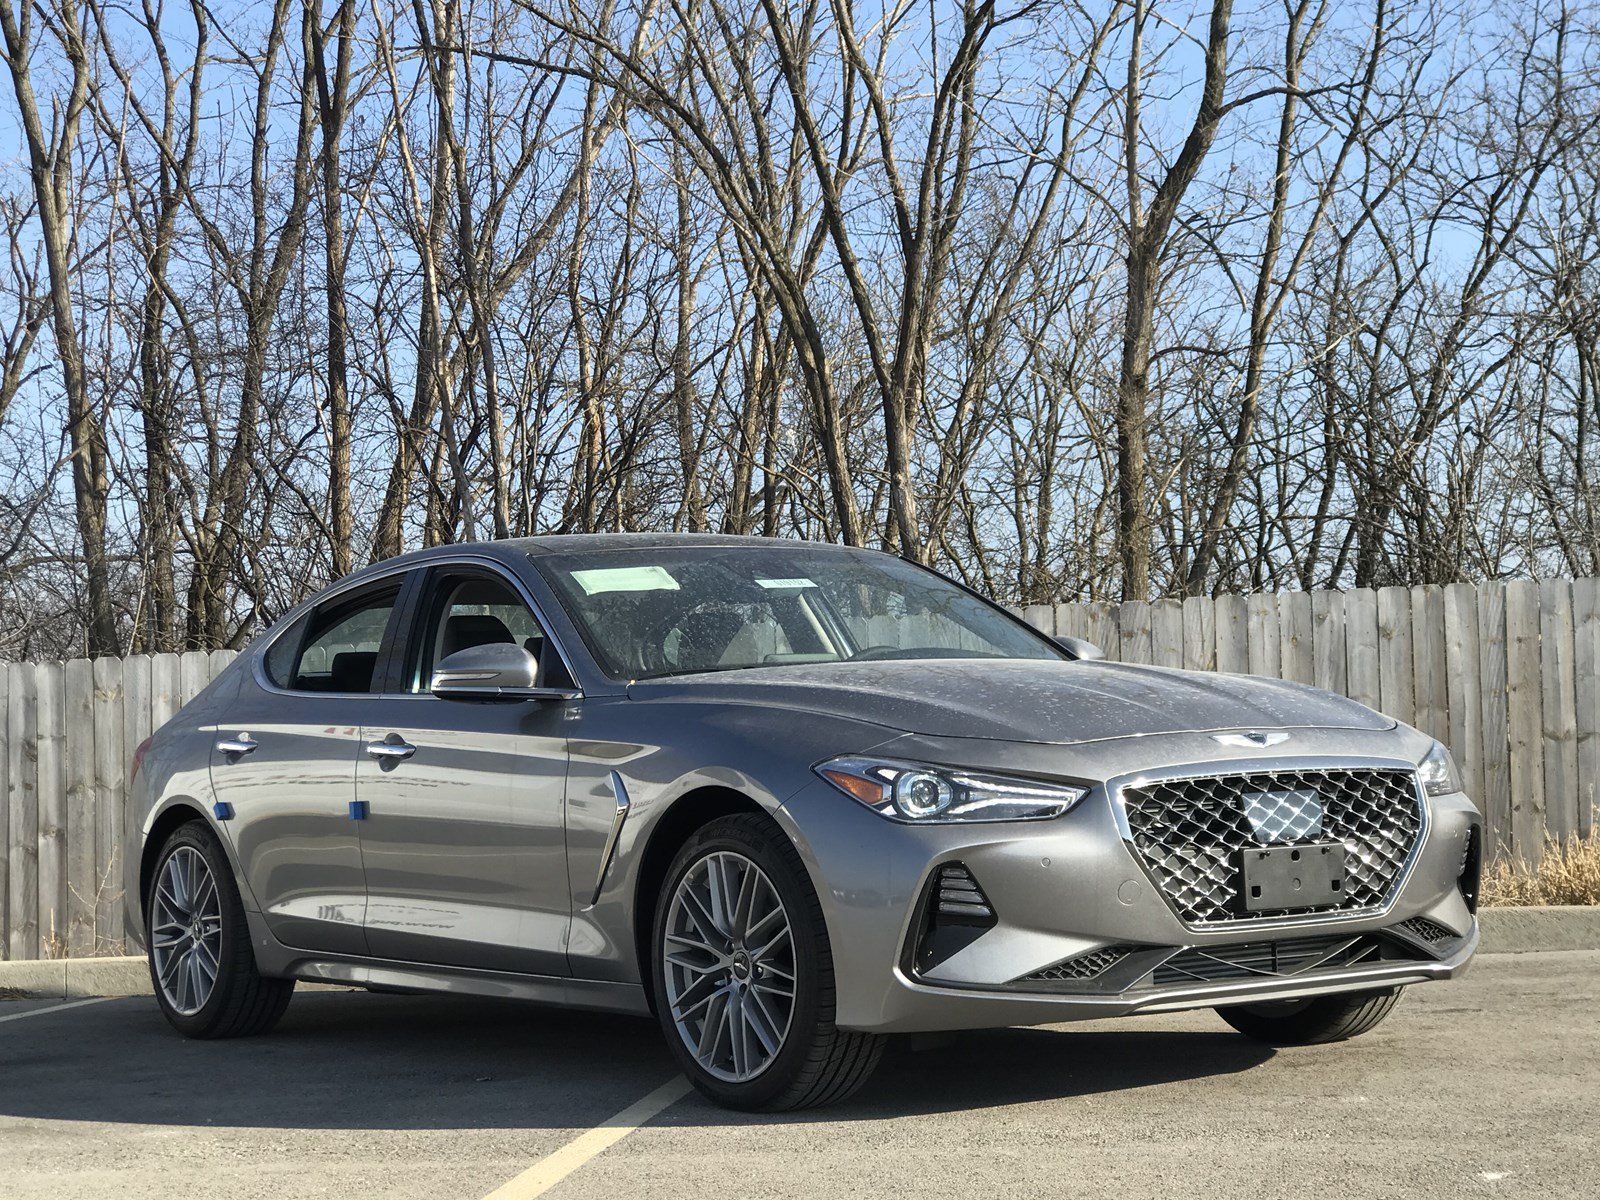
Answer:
1055, 636, 1104, 662
431, 642, 560, 701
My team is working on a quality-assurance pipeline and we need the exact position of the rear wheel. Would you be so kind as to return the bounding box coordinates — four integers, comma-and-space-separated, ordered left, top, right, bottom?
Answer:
650, 813, 882, 1110
1216, 987, 1403, 1045
146, 820, 294, 1038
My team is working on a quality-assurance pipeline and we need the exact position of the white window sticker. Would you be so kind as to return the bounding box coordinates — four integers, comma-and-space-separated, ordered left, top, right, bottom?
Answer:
755, 577, 816, 590
571, 565, 681, 595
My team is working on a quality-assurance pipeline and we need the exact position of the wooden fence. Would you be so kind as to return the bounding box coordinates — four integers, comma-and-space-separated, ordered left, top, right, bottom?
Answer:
2, 578, 1596, 960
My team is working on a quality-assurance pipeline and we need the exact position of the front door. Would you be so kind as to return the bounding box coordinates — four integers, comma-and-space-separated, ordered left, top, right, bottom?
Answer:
355, 564, 571, 975
210, 574, 409, 956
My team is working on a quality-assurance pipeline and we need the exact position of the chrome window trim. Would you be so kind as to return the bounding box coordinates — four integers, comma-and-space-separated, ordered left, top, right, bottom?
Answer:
251, 554, 585, 702
1106, 753, 1432, 935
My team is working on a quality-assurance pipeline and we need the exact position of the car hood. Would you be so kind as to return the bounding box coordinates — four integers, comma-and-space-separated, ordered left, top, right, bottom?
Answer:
624, 659, 1394, 746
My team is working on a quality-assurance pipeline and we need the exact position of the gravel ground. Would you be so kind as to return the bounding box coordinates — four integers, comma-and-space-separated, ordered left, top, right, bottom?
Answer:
0, 950, 1594, 1199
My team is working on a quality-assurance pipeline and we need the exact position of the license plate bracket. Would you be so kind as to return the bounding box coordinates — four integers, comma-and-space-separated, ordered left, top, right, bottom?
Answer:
1238, 841, 1346, 912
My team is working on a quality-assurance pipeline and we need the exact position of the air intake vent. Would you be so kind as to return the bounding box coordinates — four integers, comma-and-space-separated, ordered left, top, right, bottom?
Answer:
934, 863, 995, 924
1397, 916, 1457, 945
1019, 945, 1135, 984
1152, 935, 1383, 986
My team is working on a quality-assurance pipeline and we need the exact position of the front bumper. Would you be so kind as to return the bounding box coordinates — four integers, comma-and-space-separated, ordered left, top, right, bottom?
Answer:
779, 731, 1481, 1035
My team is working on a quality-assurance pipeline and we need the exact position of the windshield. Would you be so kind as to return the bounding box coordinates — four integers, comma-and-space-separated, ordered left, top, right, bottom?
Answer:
533, 544, 1065, 680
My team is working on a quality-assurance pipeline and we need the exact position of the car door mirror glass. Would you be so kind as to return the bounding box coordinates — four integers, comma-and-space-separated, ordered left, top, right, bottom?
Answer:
430, 642, 542, 700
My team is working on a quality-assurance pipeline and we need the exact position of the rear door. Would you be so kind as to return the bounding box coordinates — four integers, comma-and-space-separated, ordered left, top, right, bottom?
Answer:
354, 561, 574, 975
210, 573, 412, 956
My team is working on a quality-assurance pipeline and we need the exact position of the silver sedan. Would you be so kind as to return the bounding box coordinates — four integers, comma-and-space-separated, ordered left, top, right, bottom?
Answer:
126, 534, 1481, 1110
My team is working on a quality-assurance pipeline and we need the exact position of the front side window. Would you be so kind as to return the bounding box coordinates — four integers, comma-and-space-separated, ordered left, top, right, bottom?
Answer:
534, 545, 1064, 680
271, 584, 402, 693
406, 571, 550, 693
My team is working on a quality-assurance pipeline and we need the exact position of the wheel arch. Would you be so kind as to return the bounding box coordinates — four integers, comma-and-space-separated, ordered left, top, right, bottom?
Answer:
630, 785, 795, 1008
137, 801, 220, 932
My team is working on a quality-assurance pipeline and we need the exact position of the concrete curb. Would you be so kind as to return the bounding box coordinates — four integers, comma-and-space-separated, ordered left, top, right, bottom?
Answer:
0, 956, 150, 999
1477, 905, 1600, 953
1, 909, 1596, 999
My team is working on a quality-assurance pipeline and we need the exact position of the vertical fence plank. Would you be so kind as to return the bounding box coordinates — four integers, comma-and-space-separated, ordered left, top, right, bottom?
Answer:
1053, 601, 1088, 643
1216, 594, 1249, 673
1247, 593, 1280, 678
1345, 588, 1380, 711
1021, 604, 1054, 635
151, 653, 182, 733
1478, 584, 1512, 857
63, 659, 96, 957
1539, 581, 1579, 843
0, 665, 8, 955
1119, 601, 1152, 664
1311, 590, 1347, 696
1182, 596, 1216, 672
7, 664, 38, 959
1083, 602, 1119, 662
1443, 583, 1484, 811
1411, 585, 1449, 746
93, 657, 125, 953
1377, 587, 1415, 722
1278, 592, 1314, 685
179, 651, 211, 706
1151, 600, 1183, 668
1574, 579, 1600, 840
122, 655, 153, 880
37, 665, 67, 959
1505, 580, 1546, 861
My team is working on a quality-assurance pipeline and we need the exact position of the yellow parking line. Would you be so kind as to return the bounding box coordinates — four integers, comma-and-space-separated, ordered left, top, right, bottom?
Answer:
481, 1074, 694, 1199
0, 997, 114, 1025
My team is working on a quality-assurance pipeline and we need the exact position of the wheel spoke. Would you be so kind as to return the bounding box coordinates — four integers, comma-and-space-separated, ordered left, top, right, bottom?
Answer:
751, 923, 791, 964
731, 862, 758, 940
744, 988, 782, 1057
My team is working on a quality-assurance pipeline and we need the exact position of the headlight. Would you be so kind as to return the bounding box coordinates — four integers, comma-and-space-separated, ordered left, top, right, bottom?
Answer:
815, 756, 1088, 823
1417, 741, 1463, 796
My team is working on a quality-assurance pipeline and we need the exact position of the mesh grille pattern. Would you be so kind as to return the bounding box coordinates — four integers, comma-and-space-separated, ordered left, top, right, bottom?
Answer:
1121, 767, 1424, 925
1019, 946, 1133, 984
1398, 916, 1457, 944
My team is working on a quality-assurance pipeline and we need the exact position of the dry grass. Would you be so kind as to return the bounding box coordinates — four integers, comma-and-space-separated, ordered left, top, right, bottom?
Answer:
0, 987, 25, 1001
1481, 830, 1600, 906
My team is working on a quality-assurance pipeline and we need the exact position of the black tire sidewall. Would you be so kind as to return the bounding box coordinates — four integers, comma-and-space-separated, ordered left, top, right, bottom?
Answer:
146, 821, 248, 1037
650, 815, 829, 1109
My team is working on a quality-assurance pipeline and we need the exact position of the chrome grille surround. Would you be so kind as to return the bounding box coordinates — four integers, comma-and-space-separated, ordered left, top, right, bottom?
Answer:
1111, 758, 1429, 931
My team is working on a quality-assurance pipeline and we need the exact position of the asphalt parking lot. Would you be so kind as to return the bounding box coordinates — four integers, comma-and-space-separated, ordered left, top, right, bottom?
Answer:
1, 951, 1596, 1200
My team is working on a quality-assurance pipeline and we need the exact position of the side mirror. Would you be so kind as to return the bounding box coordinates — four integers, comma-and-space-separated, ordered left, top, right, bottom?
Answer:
431, 642, 545, 701
1055, 636, 1104, 662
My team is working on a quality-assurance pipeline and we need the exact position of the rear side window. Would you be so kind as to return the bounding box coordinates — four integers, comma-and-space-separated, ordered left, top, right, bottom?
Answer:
266, 583, 402, 693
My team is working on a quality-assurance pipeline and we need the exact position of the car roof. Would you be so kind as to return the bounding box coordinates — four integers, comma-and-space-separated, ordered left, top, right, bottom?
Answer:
346, 532, 869, 580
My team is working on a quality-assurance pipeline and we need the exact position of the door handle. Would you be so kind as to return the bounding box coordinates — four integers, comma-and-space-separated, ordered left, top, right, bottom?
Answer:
216, 733, 257, 757
365, 738, 416, 762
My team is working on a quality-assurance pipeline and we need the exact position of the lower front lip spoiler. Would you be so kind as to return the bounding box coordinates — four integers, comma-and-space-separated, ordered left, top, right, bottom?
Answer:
847, 924, 1478, 1035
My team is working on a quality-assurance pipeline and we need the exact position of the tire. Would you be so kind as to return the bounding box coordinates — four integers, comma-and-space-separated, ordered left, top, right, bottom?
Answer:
1216, 986, 1403, 1045
649, 813, 882, 1111
145, 820, 294, 1039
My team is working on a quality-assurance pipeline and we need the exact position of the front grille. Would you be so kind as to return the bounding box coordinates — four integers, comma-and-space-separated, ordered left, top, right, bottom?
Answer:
1152, 935, 1383, 985
1398, 916, 1457, 944
1121, 767, 1424, 926
1019, 945, 1134, 984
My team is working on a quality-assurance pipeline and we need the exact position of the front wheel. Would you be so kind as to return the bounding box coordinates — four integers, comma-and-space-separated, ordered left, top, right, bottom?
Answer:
146, 820, 294, 1038
1216, 986, 1403, 1045
650, 813, 882, 1110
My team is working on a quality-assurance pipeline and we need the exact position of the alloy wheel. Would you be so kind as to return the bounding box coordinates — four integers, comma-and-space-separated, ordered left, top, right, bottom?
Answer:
150, 845, 224, 1016
663, 850, 796, 1083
